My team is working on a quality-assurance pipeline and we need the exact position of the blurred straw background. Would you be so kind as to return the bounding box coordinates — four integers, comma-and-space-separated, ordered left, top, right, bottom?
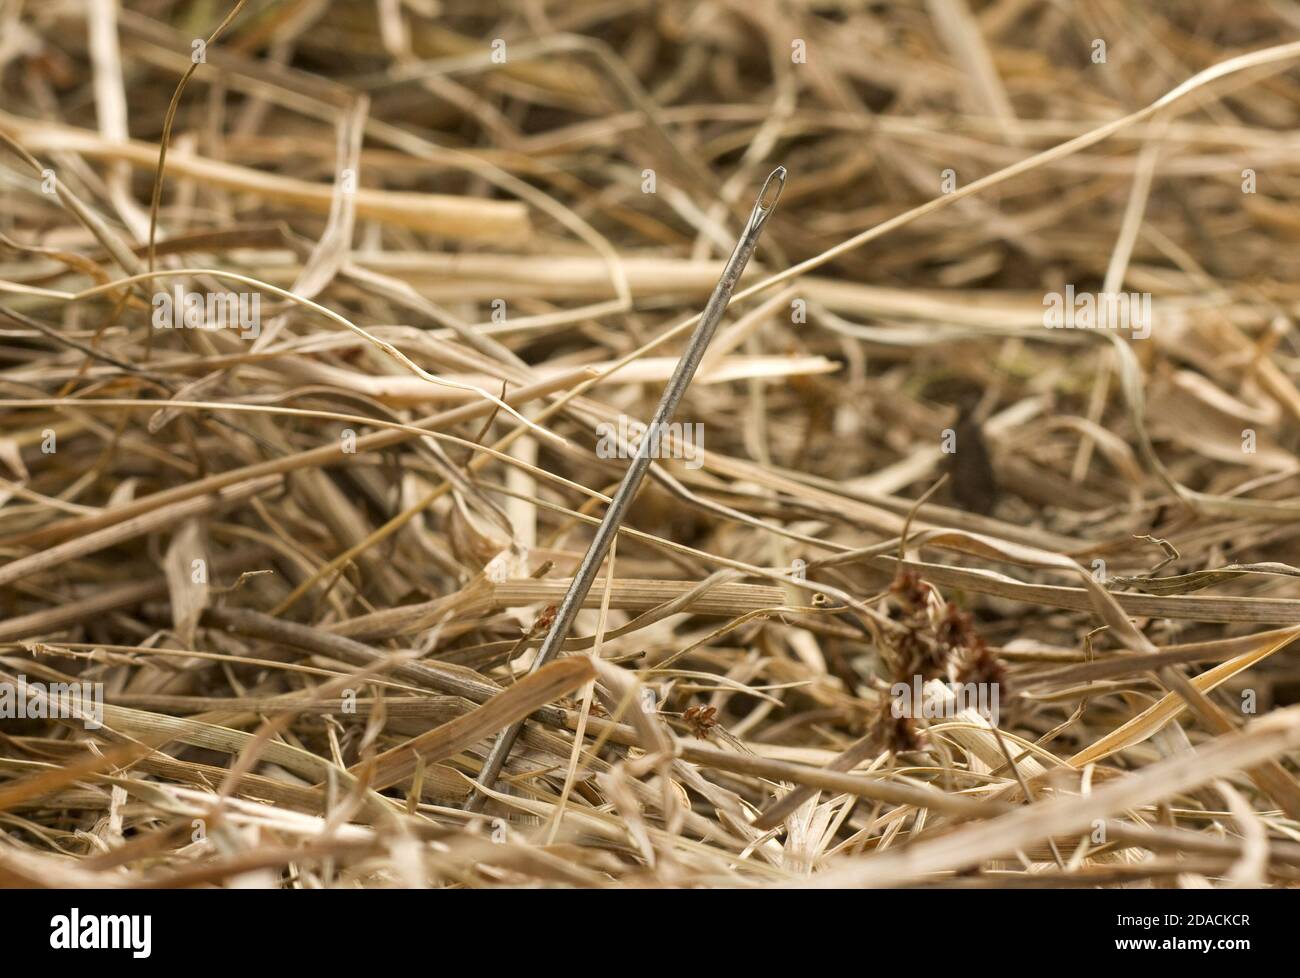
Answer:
3, 0, 1300, 887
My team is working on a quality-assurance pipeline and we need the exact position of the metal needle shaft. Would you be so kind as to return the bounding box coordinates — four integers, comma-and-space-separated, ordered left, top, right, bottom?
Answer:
465, 166, 786, 812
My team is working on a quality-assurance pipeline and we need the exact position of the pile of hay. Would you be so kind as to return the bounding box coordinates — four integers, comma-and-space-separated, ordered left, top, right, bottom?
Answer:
2, 0, 1300, 888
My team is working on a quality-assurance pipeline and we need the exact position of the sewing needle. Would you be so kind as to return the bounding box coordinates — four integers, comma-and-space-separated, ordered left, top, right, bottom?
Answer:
465, 165, 786, 812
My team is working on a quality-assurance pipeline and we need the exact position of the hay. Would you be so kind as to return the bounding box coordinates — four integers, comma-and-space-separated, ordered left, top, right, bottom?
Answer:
2, 1, 1300, 888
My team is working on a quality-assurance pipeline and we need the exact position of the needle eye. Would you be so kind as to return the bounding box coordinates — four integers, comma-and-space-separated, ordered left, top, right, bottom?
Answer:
757, 165, 787, 212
